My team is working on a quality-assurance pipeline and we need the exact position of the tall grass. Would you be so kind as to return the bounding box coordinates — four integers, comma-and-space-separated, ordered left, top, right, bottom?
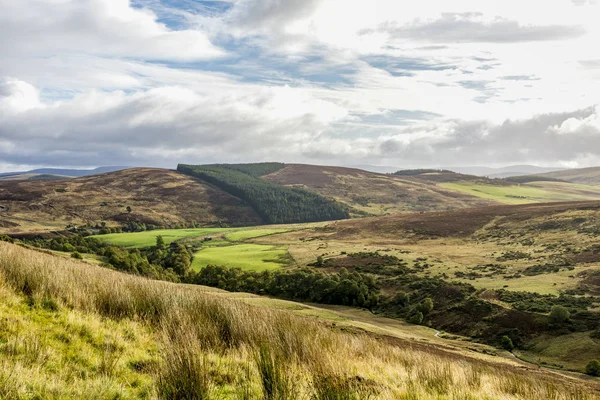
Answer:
0, 242, 597, 399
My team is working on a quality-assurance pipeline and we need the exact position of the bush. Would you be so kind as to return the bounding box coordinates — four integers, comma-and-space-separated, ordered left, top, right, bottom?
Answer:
417, 298, 434, 315
549, 305, 570, 324
500, 335, 514, 351
71, 252, 83, 260
585, 360, 600, 376
409, 311, 424, 325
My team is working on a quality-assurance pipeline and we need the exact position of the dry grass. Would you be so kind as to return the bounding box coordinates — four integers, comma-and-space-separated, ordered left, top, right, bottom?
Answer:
0, 242, 597, 399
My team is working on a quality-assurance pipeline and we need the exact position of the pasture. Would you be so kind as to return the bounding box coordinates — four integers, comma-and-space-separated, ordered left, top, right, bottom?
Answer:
225, 228, 293, 241
91, 227, 239, 247
191, 244, 290, 272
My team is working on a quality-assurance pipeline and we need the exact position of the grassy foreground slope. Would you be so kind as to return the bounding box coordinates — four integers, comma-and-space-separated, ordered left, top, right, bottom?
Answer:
1, 243, 597, 399
0, 168, 261, 234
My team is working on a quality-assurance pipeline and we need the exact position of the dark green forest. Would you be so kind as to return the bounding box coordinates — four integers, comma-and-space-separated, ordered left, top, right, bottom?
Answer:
200, 162, 285, 177
178, 163, 350, 224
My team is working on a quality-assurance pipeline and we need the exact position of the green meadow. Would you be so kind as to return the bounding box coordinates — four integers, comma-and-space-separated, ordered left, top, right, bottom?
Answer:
91, 228, 238, 248
93, 226, 295, 272
225, 228, 293, 241
191, 244, 289, 272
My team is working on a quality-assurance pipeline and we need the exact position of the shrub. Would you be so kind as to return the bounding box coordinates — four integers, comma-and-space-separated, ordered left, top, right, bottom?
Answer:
417, 298, 434, 315
549, 305, 570, 324
71, 252, 83, 260
585, 360, 600, 377
500, 336, 514, 351
409, 311, 424, 325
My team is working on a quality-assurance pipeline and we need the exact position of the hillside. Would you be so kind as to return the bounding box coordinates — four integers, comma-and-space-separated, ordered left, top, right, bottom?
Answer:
0, 168, 261, 234
0, 242, 597, 399
262, 164, 494, 215
241, 200, 600, 371
526, 166, 600, 186
4, 163, 600, 235
178, 163, 350, 224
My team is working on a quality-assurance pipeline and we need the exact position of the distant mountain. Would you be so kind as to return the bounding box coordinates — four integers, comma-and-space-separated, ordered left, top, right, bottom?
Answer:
0, 166, 130, 180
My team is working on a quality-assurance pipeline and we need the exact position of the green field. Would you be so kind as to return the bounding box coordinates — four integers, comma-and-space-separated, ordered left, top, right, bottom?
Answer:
91, 228, 242, 248
224, 228, 292, 241
439, 181, 600, 204
191, 244, 289, 272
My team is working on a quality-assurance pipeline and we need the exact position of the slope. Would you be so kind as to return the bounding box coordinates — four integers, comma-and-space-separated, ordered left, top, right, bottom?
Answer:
0, 168, 261, 234
178, 163, 350, 223
526, 166, 600, 186
248, 200, 600, 371
0, 242, 597, 399
262, 164, 494, 215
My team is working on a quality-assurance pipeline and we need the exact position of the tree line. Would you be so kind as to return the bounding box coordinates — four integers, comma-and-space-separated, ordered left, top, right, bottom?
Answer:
186, 264, 380, 309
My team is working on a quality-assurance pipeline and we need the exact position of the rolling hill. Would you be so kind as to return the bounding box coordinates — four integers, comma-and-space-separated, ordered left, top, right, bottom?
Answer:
4, 163, 600, 235
0, 168, 261, 234
525, 166, 600, 186
262, 164, 494, 215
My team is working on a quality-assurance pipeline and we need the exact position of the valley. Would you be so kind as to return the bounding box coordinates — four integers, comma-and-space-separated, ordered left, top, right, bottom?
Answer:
3, 163, 600, 398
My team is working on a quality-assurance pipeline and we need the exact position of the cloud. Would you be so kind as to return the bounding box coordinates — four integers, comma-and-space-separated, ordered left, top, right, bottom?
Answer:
0, 78, 40, 113
0, 0, 223, 61
1, 0, 600, 170
375, 13, 585, 43
373, 106, 600, 166
0, 79, 347, 167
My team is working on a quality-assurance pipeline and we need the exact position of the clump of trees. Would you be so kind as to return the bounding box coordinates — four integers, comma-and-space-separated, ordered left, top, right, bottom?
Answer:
586, 360, 600, 376
178, 164, 350, 224
549, 305, 570, 324
187, 265, 380, 309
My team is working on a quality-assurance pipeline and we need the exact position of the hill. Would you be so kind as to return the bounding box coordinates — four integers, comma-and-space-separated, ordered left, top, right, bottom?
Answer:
0, 242, 597, 398
263, 164, 494, 215
178, 163, 350, 224
450, 165, 565, 178
0, 168, 261, 234
240, 200, 600, 371
525, 166, 600, 186
4, 163, 600, 235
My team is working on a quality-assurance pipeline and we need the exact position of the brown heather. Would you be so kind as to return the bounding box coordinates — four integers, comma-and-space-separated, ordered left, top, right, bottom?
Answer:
0, 242, 597, 399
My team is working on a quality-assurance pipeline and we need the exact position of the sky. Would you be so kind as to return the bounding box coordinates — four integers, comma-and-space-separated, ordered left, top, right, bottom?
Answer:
1, 0, 600, 171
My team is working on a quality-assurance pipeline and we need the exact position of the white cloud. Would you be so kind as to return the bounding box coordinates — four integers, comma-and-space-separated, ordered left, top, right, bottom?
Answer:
1, 0, 600, 169
0, 0, 224, 61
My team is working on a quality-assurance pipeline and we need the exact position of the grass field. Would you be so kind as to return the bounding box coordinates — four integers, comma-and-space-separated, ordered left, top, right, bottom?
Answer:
91, 227, 238, 247
191, 244, 289, 272
2, 242, 597, 399
439, 181, 600, 204
225, 228, 293, 241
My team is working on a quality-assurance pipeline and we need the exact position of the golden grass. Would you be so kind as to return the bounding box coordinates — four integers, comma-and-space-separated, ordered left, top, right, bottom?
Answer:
0, 242, 597, 399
